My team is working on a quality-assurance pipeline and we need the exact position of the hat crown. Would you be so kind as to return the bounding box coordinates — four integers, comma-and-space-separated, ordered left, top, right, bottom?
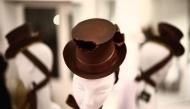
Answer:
73, 19, 117, 64
6, 24, 32, 45
159, 23, 183, 41
72, 18, 116, 45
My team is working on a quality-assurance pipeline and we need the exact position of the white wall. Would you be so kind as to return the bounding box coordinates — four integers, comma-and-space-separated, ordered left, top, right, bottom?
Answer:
72, 0, 97, 27
114, 0, 152, 82
51, 3, 72, 109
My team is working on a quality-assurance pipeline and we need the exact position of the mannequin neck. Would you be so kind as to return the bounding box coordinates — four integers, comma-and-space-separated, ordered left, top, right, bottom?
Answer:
36, 84, 51, 109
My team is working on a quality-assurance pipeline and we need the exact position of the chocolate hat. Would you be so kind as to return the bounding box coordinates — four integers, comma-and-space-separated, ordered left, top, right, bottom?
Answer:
143, 22, 184, 56
5, 23, 43, 59
63, 18, 127, 79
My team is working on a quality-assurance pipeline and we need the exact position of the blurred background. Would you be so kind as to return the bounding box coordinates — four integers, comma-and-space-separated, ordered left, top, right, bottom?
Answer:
0, 0, 189, 109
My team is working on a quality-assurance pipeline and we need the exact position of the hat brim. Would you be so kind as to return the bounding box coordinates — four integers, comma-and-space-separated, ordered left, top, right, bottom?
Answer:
150, 37, 184, 56
63, 40, 126, 79
5, 37, 42, 59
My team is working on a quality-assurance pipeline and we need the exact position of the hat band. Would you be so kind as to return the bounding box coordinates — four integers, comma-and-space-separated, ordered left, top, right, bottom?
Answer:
75, 47, 118, 74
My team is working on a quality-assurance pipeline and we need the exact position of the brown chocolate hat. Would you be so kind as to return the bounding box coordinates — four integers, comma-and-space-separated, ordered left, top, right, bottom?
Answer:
143, 22, 184, 56
63, 18, 127, 79
5, 23, 43, 59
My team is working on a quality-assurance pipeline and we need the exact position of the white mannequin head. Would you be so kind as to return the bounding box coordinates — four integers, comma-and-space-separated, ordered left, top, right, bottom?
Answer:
73, 73, 115, 109
137, 41, 173, 109
140, 41, 173, 86
15, 42, 53, 89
